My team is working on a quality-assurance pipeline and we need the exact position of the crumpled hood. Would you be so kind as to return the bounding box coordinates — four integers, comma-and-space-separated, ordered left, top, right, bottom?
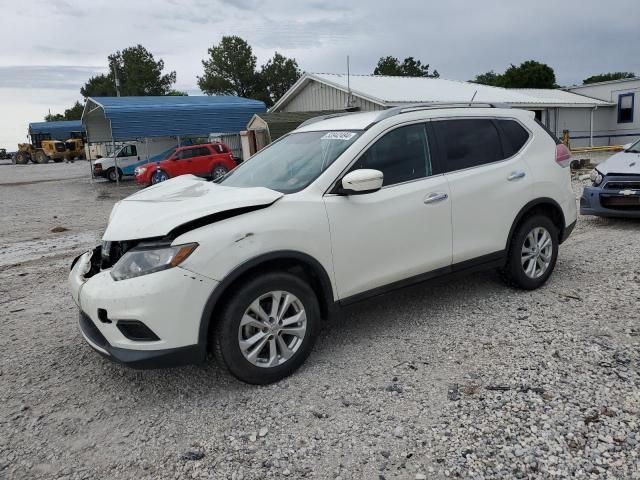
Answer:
103, 175, 283, 241
597, 151, 640, 175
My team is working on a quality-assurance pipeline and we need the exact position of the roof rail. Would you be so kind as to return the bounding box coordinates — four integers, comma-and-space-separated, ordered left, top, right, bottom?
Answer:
372, 102, 511, 125
298, 111, 358, 128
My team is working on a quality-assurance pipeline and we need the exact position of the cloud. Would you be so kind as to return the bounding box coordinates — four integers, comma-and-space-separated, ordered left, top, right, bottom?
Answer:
1, 0, 639, 147
0, 66, 105, 90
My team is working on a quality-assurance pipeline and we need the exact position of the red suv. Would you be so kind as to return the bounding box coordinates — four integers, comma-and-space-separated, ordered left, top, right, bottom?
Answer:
134, 143, 237, 186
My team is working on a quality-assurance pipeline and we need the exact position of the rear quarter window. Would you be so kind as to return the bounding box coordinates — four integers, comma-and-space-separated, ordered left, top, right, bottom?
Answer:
496, 119, 531, 157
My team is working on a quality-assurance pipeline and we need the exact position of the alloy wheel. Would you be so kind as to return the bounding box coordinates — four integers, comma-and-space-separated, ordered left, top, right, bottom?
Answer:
521, 226, 553, 279
238, 290, 307, 368
212, 165, 228, 179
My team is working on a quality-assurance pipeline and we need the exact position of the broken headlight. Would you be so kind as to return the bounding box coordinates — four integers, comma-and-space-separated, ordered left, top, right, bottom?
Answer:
589, 169, 603, 187
110, 243, 198, 281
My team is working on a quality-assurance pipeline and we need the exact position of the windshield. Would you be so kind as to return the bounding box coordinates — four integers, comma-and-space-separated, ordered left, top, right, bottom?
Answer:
219, 130, 362, 193
626, 139, 640, 153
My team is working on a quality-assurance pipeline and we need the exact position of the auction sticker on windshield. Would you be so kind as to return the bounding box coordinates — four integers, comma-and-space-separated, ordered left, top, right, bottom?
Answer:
321, 132, 357, 141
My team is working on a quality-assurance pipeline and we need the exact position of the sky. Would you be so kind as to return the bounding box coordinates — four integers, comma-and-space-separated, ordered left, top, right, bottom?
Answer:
1, 0, 639, 148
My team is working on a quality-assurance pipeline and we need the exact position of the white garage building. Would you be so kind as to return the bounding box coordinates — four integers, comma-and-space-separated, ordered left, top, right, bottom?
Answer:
270, 73, 614, 148
566, 77, 640, 147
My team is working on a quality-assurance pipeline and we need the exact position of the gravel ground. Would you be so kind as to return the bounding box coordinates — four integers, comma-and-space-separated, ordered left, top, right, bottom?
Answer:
1, 162, 638, 479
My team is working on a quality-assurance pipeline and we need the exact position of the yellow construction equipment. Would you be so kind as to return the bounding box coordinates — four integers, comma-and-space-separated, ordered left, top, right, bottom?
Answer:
14, 130, 86, 164
14, 140, 68, 164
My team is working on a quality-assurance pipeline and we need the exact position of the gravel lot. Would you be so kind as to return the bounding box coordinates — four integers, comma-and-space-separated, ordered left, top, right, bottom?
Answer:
1, 161, 638, 479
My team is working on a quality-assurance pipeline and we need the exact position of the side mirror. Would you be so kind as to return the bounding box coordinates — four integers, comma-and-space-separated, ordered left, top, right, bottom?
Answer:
340, 169, 384, 194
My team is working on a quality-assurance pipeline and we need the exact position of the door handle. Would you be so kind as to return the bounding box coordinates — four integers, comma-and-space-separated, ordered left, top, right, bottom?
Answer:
424, 192, 448, 204
507, 171, 526, 181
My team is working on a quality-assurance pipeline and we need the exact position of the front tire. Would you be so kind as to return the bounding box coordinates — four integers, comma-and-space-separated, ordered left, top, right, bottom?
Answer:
500, 215, 559, 290
213, 272, 320, 384
14, 152, 29, 164
106, 167, 122, 182
150, 169, 169, 185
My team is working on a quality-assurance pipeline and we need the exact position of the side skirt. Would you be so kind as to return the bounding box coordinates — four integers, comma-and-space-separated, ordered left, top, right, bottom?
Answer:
338, 251, 506, 307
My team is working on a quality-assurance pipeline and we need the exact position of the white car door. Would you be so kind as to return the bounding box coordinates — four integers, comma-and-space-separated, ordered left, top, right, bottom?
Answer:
115, 144, 140, 174
432, 118, 533, 264
324, 123, 452, 300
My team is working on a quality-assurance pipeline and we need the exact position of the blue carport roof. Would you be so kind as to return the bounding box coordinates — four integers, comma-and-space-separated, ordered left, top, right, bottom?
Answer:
84, 96, 266, 141
29, 120, 84, 139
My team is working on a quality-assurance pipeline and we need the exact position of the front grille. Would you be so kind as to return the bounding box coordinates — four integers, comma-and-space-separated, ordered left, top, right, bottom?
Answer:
65, 141, 74, 151
600, 194, 640, 210
603, 181, 640, 191
54, 143, 66, 152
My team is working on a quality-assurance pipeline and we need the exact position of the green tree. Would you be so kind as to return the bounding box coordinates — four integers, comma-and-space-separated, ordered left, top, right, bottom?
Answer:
45, 101, 85, 122
260, 52, 301, 106
374, 56, 439, 77
583, 72, 635, 84
80, 45, 176, 97
472, 61, 556, 88
471, 70, 504, 87
198, 36, 261, 97
501, 60, 556, 88
374, 56, 404, 76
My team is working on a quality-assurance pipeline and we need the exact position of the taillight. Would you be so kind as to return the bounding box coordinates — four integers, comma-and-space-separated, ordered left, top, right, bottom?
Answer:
556, 144, 571, 168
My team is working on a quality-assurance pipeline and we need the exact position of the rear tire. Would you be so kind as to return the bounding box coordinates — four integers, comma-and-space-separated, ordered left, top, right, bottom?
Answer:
213, 272, 320, 384
500, 215, 559, 290
35, 151, 49, 164
211, 164, 229, 180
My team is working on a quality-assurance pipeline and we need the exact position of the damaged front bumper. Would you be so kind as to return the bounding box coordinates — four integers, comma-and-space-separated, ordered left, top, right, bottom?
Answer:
68, 247, 218, 369
581, 178, 640, 218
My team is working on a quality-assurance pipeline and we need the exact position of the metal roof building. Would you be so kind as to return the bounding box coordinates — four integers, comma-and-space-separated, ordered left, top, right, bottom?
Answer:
246, 110, 346, 142
271, 73, 615, 147
28, 120, 84, 140
82, 96, 266, 142
272, 73, 611, 112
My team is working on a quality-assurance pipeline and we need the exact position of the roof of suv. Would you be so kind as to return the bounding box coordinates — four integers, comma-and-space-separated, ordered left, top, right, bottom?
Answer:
295, 104, 533, 132
176, 143, 224, 151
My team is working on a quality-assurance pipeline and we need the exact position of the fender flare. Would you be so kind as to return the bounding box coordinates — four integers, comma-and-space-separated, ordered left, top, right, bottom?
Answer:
505, 197, 566, 251
196, 250, 335, 356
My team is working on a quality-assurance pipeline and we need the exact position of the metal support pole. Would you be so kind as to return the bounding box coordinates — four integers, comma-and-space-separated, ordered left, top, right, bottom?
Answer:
589, 107, 595, 147
112, 138, 119, 188
87, 142, 94, 182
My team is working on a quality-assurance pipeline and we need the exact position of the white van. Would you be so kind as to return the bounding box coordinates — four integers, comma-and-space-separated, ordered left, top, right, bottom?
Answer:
93, 138, 179, 182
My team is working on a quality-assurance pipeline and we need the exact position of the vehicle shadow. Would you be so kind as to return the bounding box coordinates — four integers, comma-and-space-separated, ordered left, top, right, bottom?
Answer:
84, 269, 506, 403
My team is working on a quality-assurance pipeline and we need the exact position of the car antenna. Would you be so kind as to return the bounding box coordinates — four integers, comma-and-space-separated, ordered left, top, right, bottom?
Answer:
469, 90, 478, 106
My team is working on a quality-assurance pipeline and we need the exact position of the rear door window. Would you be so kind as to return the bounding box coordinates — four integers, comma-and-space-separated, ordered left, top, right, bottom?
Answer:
433, 119, 503, 172
496, 119, 531, 157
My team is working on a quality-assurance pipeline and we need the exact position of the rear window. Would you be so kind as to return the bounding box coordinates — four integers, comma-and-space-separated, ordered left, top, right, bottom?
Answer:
497, 119, 530, 157
433, 119, 503, 172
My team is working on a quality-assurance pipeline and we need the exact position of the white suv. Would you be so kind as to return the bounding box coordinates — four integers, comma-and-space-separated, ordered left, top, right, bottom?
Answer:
69, 104, 577, 384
